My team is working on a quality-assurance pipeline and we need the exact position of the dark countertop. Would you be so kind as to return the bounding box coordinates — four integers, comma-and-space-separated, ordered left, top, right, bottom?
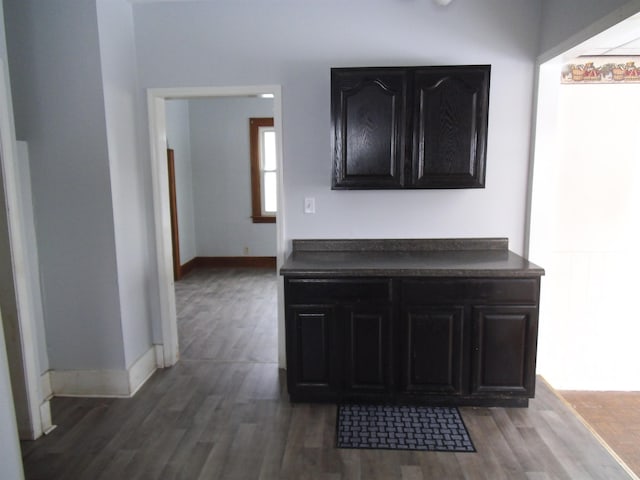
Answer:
280, 238, 544, 278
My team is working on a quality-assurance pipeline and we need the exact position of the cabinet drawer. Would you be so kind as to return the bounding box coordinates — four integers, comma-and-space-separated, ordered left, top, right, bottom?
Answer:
402, 278, 539, 305
286, 278, 392, 304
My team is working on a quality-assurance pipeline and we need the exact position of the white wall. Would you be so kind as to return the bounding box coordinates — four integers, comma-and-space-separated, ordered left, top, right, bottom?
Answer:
189, 97, 276, 257
0, 1, 28, 473
532, 82, 640, 390
0, 135, 28, 433
165, 100, 197, 263
133, 0, 542, 257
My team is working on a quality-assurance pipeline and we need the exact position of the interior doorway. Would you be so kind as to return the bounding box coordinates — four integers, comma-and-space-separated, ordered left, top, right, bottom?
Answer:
146, 86, 285, 369
529, 12, 640, 391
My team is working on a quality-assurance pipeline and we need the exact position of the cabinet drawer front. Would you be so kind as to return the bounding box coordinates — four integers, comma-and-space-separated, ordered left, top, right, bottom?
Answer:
286, 278, 393, 304
402, 278, 539, 305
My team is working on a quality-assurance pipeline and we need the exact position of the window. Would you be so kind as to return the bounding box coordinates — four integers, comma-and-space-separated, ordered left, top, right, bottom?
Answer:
250, 117, 277, 223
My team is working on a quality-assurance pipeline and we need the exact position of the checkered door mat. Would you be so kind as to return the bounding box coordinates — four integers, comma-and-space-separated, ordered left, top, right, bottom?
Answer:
336, 404, 476, 452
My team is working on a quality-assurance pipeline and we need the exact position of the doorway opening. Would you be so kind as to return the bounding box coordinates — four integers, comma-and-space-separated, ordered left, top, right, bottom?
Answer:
146, 86, 286, 370
529, 12, 640, 391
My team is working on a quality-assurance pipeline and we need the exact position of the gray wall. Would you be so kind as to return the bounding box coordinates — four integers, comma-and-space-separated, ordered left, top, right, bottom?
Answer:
133, 0, 543, 257
96, 0, 153, 368
0, 0, 637, 431
4, 0, 156, 371
165, 100, 197, 264
189, 97, 276, 257
5, 0, 125, 370
539, 0, 638, 58
165, 97, 277, 260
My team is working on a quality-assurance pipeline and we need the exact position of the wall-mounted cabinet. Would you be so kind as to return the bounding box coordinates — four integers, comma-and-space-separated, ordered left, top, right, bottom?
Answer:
331, 65, 490, 189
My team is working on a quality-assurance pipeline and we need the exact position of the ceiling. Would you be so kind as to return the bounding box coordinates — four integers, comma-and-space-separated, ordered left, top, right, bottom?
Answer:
571, 11, 640, 58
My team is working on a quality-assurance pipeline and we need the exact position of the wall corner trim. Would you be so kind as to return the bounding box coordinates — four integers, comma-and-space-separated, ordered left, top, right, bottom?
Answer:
40, 370, 53, 400
39, 401, 55, 435
49, 346, 158, 398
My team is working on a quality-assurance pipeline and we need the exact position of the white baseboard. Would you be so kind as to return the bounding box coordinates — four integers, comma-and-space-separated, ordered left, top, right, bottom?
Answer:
49, 345, 159, 398
128, 346, 158, 396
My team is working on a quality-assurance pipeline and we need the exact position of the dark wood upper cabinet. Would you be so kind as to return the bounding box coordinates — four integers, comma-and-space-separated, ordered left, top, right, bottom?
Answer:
412, 67, 490, 188
331, 65, 490, 189
331, 69, 408, 189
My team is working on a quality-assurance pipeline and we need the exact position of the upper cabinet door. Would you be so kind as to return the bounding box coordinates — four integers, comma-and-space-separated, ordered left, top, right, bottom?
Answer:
331, 69, 408, 189
412, 66, 490, 188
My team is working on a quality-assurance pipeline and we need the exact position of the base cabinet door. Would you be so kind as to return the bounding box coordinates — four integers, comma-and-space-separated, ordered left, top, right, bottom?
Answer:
471, 306, 538, 396
344, 306, 393, 395
286, 306, 340, 401
401, 306, 465, 394
284, 276, 541, 405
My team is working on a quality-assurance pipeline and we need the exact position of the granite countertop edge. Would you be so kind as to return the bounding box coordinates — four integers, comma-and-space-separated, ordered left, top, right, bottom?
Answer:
279, 268, 544, 278
280, 238, 545, 278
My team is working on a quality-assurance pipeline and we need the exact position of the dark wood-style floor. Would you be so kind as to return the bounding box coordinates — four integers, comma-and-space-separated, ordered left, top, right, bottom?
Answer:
20, 268, 633, 479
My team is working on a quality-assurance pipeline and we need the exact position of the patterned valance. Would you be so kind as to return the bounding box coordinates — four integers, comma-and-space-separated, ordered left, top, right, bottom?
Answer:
562, 56, 640, 84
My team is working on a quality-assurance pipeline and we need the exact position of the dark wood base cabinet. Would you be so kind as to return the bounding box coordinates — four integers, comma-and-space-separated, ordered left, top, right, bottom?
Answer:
285, 277, 540, 407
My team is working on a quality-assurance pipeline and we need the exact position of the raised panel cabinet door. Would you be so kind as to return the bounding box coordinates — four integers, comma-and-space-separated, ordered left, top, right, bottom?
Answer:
286, 306, 340, 399
331, 68, 408, 189
471, 306, 538, 396
402, 306, 465, 394
412, 65, 490, 188
344, 306, 393, 393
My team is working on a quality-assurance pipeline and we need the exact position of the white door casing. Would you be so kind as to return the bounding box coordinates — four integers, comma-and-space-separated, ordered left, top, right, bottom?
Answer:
146, 85, 286, 368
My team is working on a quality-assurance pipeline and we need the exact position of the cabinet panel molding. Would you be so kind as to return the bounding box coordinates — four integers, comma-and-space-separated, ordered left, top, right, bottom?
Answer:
332, 69, 408, 189
402, 306, 465, 394
471, 306, 538, 396
345, 309, 392, 392
412, 67, 490, 188
286, 305, 341, 401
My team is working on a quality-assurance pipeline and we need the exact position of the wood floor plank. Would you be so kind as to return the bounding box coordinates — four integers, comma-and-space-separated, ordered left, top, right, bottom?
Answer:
20, 267, 633, 480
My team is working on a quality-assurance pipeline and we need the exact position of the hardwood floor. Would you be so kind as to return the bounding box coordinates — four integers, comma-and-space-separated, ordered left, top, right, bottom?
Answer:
20, 268, 633, 479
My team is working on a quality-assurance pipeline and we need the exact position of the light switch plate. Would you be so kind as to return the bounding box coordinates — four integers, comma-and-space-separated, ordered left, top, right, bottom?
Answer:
304, 197, 315, 214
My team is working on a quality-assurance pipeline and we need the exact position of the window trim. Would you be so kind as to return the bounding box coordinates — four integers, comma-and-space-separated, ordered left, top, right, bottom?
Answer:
250, 117, 276, 223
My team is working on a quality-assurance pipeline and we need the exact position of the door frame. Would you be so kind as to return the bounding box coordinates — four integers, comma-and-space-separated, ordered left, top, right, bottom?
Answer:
166, 148, 181, 281
0, 59, 45, 440
146, 85, 286, 368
